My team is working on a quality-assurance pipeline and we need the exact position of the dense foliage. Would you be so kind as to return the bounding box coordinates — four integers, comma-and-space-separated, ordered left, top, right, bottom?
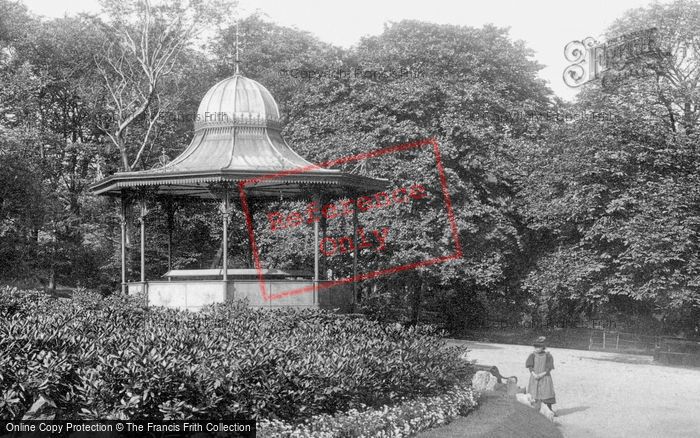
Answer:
0, 288, 472, 421
2, 0, 700, 334
272, 20, 551, 329
516, 0, 700, 331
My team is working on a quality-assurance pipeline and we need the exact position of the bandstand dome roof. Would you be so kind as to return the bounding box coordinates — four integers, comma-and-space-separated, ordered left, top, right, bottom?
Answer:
90, 73, 388, 199
196, 75, 280, 126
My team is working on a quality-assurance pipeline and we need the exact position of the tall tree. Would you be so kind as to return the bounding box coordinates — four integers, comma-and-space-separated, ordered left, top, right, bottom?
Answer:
91, 0, 231, 171
0, 0, 44, 281
252, 20, 553, 326
519, 0, 700, 332
606, 0, 700, 135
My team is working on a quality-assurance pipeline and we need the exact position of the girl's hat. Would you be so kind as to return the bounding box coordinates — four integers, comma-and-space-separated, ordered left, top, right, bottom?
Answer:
533, 336, 546, 347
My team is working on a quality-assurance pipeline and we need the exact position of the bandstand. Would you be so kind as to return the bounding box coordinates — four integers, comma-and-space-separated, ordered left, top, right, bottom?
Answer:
90, 73, 388, 311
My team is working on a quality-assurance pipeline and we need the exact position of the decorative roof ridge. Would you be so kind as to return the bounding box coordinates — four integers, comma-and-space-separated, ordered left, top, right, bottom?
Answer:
194, 114, 283, 132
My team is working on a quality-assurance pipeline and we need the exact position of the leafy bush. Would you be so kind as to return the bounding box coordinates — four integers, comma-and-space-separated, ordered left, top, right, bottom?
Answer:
258, 384, 477, 437
0, 287, 473, 421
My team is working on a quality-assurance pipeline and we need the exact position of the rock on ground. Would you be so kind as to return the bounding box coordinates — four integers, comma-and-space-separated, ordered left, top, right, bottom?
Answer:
471, 370, 498, 392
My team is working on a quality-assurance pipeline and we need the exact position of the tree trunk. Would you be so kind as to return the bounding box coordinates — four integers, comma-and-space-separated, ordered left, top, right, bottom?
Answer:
210, 247, 222, 269
118, 135, 131, 172
410, 277, 425, 326
48, 268, 55, 292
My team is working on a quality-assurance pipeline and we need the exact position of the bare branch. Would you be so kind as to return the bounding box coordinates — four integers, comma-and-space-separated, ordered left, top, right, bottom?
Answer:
130, 98, 161, 169
94, 0, 222, 171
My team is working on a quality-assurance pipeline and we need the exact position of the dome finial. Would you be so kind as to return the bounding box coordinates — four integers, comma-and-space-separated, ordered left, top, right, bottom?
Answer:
235, 21, 240, 75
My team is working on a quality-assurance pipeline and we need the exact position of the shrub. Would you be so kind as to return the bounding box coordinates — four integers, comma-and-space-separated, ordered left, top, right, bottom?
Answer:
0, 287, 473, 421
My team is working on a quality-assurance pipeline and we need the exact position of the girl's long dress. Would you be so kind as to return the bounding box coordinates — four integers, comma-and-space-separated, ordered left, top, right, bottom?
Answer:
527, 352, 556, 404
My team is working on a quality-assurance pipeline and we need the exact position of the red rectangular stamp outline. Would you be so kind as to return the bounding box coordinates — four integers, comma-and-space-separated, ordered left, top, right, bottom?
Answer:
237, 137, 463, 301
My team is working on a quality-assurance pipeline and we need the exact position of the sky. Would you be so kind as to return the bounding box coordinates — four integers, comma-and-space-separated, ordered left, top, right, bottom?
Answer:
22, 0, 673, 100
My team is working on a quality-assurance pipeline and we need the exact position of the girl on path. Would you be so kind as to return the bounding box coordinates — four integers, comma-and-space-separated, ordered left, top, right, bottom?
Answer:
526, 336, 556, 413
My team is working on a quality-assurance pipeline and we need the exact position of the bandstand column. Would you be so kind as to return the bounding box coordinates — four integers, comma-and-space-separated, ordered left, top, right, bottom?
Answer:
313, 193, 321, 305
139, 198, 147, 283
352, 198, 359, 308
166, 201, 175, 274
120, 195, 127, 295
320, 197, 328, 280
222, 185, 230, 281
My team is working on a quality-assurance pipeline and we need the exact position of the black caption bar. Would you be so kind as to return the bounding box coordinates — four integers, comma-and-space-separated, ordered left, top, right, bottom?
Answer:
0, 420, 256, 437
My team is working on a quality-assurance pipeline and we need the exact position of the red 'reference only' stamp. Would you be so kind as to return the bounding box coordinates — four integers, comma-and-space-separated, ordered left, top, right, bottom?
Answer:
237, 138, 462, 302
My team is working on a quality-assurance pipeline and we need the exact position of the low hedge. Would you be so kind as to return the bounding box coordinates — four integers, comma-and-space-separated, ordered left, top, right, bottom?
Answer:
0, 287, 473, 421
259, 384, 478, 437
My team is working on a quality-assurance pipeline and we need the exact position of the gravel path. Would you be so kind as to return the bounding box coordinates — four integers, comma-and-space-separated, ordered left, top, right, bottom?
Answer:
416, 391, 563, 438
445, 340, 700, 438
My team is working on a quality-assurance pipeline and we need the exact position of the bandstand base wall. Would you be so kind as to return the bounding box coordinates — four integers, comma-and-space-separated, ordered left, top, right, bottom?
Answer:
127, 280, 353, 312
